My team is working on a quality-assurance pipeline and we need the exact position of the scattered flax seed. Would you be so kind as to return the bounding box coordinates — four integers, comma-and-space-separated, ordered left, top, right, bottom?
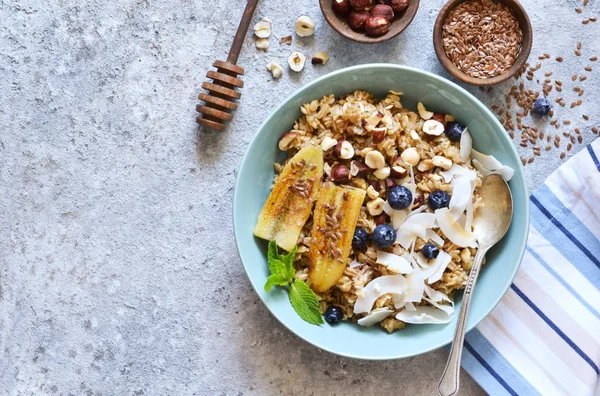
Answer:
549, 109, 554, 117
555, 80, 562, 86
545, 53, 551, 58
583, 19, 590, 24
555, 97, 563, 103
570, 135, 576, 143
563, 131, 571, 137
545, 145, 552, 151
538, 55, 546, 60
578, 135, 583, 143
580, 75, 587, 81
576, 7, 583, 13
572, 74, 578, 81
560, 152, 566, 159
570, 102, 577, 108
584, 0, 589, 6
591, 56, 598, 62
593, 127, 599, 134
579, 90, 585, 97
582, 114, 589, 120
554, 140, 560, 148
520, 142, 527, 148
585, 65, 592, 71
577, 99, 583, 106
590, 17, 598, 22
544, 71, 553, 77
575, 128, 581, 134
556, 86, 563, 92
564, 120, 571, 125
577, 42, 582, 50
568, 143, 573, 151
575, 50, 582, 56
528, 157, 534, 164
574, 87, 581, 92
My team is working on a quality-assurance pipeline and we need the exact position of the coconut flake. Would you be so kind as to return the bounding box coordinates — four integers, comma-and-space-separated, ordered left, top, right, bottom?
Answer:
357, 308, 394, 327
376, 251, 413, 274
382, 200, 394, 216
396, 306, 453, 324
349, 260, 361, 269
426, 229, 445, 246
440, 164, 477, 183
404, 302, 416, 311
459, 128, 472, 163
435, 208, 477, 248
465, 199, 474, 232
391, 209, 409, 230
395, 228, 417, 249
392, 294, 406, 309
415, 251, 452, 284
406, 205, 427, 218
353, 275, 408, 314
423, 285, 454, 315
405, 269, 427, 302
471, 150, 515, 181
449, 176, 474, 219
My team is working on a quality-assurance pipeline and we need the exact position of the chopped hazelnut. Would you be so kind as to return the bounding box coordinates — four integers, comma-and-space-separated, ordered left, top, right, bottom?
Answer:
253, 19, 272, 38
255, 38, 269, 50
278, 131, 297, 150
321, 136, 338, 151
365, 150, 386, 169
366, 197, 385, 216
335, 140, 355, 159
416, 159, 434, 172
350, 160, 370, 177
373, 167, 391, 179
279, 36, 293, 45
422, 119, 445, 136
311, 51, 329, 65
390, 165, 406, 178
330, 164, 350, 183
267, 62, 283, 78
400, 147, 420, 166
432, 156, 452, 170
295, 15, 316, 37
417, 102, 433, 120
366, 185, 380, 199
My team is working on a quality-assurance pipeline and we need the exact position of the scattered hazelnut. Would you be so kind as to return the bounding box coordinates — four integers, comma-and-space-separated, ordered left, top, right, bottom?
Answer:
371, 127, 386, 143
347, 10, 370, 30
431, 112, 446, 125
267, 62, 283, 79
432, 156, 453, 170
383, 0, 409, 13
360, 147, 374, 157
311, 51, 329, 65
400, 147, 420, 166
255, 38, 269, 50
280, 36, 293, 45
295, 15, 316, 37
366, 185, 380, 199
330, 164, 350, 183
253, 19, 272, 38
333, 0, 351, 14
374, 213, 390, 225
365, 16, 390, 36
422, 119, 445, 136
288, 51, 306, 72
390, 165, 406, 178
350, 160, 370, 177
278, 131, 297, 150
367, 197, 385, 216
335, 140, 355, 159
416, 159, 434, 172
350, 0, 373, 11
460, 248, 471, 264
321, 136, 338, 151
365, 150, 386, 169
370, 4, 394, 21
417, 102, 433, 120
373, 167, 391, 179
369, 180, 382, 192
410, 130, 420, 141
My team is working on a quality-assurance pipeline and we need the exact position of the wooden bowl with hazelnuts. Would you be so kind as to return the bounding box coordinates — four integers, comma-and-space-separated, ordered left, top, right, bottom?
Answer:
320, 0, 419, 43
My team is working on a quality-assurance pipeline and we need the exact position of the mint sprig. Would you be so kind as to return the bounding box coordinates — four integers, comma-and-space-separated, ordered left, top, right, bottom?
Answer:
264, 241, 324, 325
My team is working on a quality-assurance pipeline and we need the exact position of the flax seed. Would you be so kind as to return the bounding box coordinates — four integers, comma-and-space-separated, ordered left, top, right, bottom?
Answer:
549, 109, 554, 117
570, 135, 576, 143
528, 157, 534, 164
575, 128, 581, 134
572, 74, 578, 81
564, 120, 571, 125
560, 152, 566, 159
593, 127, 599, 134
584, 0, 589, 6
585, 65, 592, 71
580, 75, 587, 81
568, 143, 573, 151
578, 135, 583, 143
590, 56, 598, 61
556, 57, 563, 62
583, 114, 589, 120
576, 7, 583, 13
590, 17, 597, 22
538, 55, 546, 60
554, 140, 560, 148
583, 19, 590, 24
545, 145, 552, 151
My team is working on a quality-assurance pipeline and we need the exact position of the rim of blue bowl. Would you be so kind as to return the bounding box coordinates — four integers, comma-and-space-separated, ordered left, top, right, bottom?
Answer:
232, 63, 530, 360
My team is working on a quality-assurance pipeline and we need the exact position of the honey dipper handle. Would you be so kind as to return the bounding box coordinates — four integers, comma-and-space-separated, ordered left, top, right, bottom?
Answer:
227, 0, 260, 64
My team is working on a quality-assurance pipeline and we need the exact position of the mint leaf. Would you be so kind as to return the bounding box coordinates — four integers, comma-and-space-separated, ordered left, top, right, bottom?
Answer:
264, 273, 291, 292
283, 245, 298, 280
267, 240, 284, 274
289, 279, 324, 325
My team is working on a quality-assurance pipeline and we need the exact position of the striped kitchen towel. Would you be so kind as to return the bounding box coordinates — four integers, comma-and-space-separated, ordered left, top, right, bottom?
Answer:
461, 138, 600, 396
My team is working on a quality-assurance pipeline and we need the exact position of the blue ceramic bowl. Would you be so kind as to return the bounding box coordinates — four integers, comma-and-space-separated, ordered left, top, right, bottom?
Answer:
233, 64, 529, 360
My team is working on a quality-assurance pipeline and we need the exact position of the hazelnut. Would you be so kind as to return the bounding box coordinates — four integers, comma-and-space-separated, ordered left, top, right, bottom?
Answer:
311, 51, 329, 65
416, 159, 434, 172
255, 38, 269, 50
365, 16, 390, 36
412, 194, 424, 209
349, 0, 373, 10
422, 119, 445, 136
374, 213, 390, 225
335, 140, 355, 159
431, 112, 446, 125
365, 150, 386, 169
288, 51, 306, 72
350, 160, 370, 177
324, 162, 332, 177
333, 0, 351, 14
383, 0, 409, 13
366, 185, 380, 199
330, 164, 350, 183
253, 19, 272, 38
363, 111, 384, 128
295, 15, 316, 37
417, 102, 433, 120
432, 155, 453, 170
369, 180, 382, 192
371, 127, 386, 143
321, 136, 338, 151
370, 4, 394, 21
347, 10, 370, 30
267, 62, 283, 79
385, 177, 396, 189
367, 197, 385, 216
278, 131, 298, 150
373, 167, 391, 179
390, 165, 406, 178
400, 147, 420, 166
351, 178, 368, 190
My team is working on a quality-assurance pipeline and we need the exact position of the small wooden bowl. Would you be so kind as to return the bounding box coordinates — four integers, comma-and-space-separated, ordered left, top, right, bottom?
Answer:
433, 0, 533, 86
320, 0, 420, 44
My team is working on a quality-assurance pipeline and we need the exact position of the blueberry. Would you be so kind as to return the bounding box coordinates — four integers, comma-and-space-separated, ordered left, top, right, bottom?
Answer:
373, 224, 396, 249
532, 98, 551, 115
324, 305, 344, 325
428, 190, 451, 210
352, 227, 370, 251
445, 121, 465, 141
421, 243, 440, 260
387, 185, 413, 210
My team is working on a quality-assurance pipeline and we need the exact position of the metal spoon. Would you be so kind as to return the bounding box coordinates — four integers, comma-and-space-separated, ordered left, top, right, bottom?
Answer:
438, 174, 514, 396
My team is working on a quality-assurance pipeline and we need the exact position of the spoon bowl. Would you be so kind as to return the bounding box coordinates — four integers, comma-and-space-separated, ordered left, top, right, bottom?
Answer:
438, 174, 514, 396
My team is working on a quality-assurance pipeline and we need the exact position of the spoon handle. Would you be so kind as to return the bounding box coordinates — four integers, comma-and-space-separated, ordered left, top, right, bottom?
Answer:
438, 247, 488, 396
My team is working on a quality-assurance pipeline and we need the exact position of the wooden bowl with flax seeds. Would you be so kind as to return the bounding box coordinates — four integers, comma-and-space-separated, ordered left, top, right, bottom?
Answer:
433, 0, 532, 86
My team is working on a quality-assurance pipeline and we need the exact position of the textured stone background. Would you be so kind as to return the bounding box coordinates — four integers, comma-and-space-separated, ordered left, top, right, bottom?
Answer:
1, 0, 599, 394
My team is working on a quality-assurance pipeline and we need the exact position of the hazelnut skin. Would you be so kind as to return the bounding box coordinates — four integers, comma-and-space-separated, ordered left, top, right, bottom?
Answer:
330, 164, 351, 183
431, 112, 447, 125
370, 4, 394, 21
385, 177, 396, 189
365, 16, 390, 36
371, 128, 385, 143
384, 0, 409, 13
374, 213, 390, 225
368, 180, 381, 192
333, 0, 351, 14
350, 160, 370, 177
347, 10, 370, 30
349, 0, 373, 11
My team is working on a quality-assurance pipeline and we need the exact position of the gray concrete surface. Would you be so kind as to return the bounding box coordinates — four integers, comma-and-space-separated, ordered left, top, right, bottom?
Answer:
1, 0, 598, 394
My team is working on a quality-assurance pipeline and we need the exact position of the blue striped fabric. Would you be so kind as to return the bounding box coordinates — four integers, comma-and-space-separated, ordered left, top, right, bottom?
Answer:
462, 139, 600, 396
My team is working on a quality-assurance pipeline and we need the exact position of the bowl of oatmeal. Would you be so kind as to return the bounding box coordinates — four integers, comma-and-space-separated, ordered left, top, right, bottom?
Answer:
233, 64, 529, 359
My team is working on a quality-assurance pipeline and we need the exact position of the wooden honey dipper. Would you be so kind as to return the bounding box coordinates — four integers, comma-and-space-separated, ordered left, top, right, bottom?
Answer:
196, 0, 260, 131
